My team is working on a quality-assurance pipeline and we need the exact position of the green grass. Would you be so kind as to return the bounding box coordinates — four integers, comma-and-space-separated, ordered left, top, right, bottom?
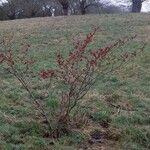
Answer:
0, 14, 150, 150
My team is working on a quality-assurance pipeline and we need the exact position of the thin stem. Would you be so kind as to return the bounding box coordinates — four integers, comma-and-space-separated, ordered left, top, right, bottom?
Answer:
9, 65, 52, 130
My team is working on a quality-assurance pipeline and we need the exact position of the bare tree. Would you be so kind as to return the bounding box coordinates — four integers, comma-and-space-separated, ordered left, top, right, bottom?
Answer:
20, 0, 42, 18
132, 0, 146, 12
79, 0, 87, 15
40, 0, 52, 16
2, 0, 21, 20
69, 0, 106, 15
0, 5, 7, 20
79, 0, 102, 15
113, 0, 147, 13
57, 0, 69, 15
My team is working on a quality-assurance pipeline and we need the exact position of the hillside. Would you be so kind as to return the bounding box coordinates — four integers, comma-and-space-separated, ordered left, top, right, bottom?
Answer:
0, 14, 150, 150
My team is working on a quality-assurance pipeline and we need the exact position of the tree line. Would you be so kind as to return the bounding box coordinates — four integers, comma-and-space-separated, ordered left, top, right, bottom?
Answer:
0, 0, 147, 20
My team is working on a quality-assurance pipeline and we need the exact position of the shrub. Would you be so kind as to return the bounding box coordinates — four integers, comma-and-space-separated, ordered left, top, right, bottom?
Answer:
0, 28, 146, 137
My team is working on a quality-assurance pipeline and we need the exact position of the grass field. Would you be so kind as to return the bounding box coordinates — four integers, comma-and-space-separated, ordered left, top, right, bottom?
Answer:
0, 14, 150, 150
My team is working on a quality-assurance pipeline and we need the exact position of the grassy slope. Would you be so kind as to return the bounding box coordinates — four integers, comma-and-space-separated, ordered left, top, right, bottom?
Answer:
0, 14, 150, 150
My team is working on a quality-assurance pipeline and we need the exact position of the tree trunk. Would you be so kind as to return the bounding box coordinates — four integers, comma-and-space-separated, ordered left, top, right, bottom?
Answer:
80, 0, 86, 15
7, 12, 16, 20
58, 0, 69, 15
63, 5, 68, 15
132, 0, 142, 12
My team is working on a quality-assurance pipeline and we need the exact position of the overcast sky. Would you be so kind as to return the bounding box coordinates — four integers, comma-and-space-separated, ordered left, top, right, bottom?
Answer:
110, 0, 150, 12
140, 0, 150, 12
103, 0, 150, 12
0, 0, 150, 12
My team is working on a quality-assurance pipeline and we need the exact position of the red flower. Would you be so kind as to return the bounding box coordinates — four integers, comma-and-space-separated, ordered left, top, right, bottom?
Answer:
24, 59, 34, 65
40, 70, 55, 79
0, 53, 5, 63
66, 28, 98, 65
56, 54, 65, 68
90, 60, 97, 66
6, 57, 15, 65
